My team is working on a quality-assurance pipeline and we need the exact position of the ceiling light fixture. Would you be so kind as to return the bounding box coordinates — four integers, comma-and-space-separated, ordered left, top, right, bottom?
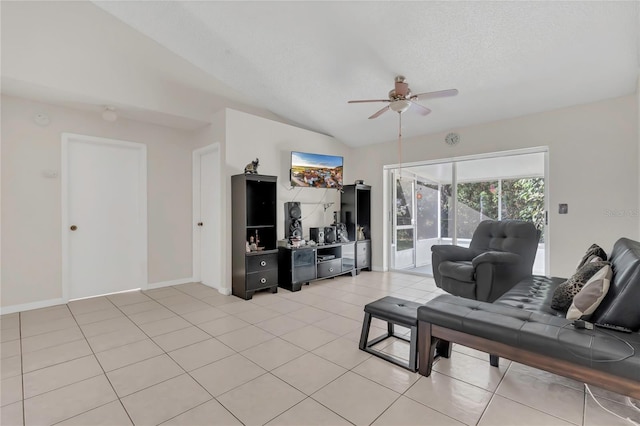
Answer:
101, 106, 118, 122
389, 100, 411, 114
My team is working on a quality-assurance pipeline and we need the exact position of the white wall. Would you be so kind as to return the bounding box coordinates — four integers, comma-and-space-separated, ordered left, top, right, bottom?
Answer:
1, 95, 194, 309
354, 95, 639, 278
210, 109, 351, 292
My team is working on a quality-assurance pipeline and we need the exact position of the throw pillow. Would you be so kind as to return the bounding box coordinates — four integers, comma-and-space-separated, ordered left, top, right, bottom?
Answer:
566, 264, 612, 320
576, 244, 607, 270
551, 261, 610, 311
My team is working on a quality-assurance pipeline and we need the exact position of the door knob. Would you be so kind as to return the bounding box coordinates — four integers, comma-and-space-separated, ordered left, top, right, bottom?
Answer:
197, 222, 203, 227
70, 225, 77, 231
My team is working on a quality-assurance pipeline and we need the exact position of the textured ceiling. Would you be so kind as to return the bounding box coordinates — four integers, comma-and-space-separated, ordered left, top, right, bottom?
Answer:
3, 2, 638, 146
45, 2, 640, 146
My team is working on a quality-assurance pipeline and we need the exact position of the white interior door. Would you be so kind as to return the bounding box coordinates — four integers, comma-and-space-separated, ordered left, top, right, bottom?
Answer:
193, 144, 220, 289
63, 134, 147, 300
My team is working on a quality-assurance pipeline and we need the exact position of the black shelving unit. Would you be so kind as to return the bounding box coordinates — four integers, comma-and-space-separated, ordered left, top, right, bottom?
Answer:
341, 183, 371, 273
231, 174, 278, 300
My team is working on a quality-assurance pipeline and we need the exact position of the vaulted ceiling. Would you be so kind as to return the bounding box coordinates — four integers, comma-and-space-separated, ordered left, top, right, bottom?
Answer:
3, 1, 639, 147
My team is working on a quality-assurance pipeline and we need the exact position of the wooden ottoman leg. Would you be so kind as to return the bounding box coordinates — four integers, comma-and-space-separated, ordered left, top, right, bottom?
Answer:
418, 321, 436, 376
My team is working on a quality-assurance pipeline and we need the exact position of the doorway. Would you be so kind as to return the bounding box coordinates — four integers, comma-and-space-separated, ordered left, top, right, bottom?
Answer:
387, 149, 548, 276
192, 144, 222, 290
62, 134, 147, 300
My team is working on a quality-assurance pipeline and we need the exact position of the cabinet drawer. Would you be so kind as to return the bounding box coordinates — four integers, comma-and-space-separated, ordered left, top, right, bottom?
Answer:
357, 241, 370, 268
317, 259, 342, 278
247, 269, 278, 290
247, 253, 278, 272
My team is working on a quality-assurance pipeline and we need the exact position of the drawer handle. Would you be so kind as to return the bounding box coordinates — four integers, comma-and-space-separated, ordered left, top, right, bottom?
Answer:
329, 267, 334, 272
260, 260, 267, 267
260, 277, 267, 284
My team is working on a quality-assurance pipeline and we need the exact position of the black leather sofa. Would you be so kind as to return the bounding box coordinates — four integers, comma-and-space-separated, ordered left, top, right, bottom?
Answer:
418, 237, 640, 398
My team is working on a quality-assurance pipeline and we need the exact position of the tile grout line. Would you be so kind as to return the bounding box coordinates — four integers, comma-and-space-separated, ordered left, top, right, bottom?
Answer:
64, 297, 137, 426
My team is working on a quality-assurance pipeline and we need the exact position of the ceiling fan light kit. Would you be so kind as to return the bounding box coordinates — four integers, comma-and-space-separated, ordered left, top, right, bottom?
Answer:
348, 75, 459, 168
348, 75, 458, 120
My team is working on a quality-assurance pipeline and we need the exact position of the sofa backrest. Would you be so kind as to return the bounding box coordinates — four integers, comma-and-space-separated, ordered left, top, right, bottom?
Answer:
469, 220, 540, 270
591, 237, 640, 331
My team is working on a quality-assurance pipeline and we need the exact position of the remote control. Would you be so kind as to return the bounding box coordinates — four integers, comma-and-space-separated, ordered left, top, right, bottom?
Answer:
595, 323, 633, 333
573, 320, 593, 330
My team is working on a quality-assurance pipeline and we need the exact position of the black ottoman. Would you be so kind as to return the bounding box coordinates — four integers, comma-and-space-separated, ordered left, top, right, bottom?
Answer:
359, 296, 421, 371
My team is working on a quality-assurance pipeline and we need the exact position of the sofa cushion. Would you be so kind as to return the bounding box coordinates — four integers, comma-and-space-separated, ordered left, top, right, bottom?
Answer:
438, 261, 475, 283
566, 265, 612, 320
576, 244, 608, 270
418, 295, 640, 382
551, 261, 610, 311
494, 275, 565, 316
591, 238, 640, 331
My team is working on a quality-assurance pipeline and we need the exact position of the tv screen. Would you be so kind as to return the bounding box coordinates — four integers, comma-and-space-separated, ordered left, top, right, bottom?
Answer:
291, 151, 343, 188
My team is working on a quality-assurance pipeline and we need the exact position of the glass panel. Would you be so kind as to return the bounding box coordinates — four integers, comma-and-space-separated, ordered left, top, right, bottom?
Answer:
501, 177, 545, 241
396, 229, 414, 252
416, 181, 439, 240
455, 180, 499, 240
395, 178, 413, 226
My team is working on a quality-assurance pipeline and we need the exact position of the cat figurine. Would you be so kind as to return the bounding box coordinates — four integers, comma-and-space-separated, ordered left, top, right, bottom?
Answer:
244, 158, 259, 174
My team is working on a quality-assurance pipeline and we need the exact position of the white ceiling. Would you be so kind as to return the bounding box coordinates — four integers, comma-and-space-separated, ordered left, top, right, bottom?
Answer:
3, 1, 639, 147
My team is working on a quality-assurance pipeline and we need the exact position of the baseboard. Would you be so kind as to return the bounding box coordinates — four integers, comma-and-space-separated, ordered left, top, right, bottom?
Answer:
147, 277, 194, 290
218, 287, 232, 296
0, 297, 66, 315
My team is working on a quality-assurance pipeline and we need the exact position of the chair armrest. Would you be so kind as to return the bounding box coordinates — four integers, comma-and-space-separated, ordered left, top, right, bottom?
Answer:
472, 251, 521, 268
431, 245, 481, 262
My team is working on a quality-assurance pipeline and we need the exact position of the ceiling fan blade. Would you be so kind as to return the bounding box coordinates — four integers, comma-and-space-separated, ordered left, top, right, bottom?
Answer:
395, 81, 409, 97
368, 105, 390, 119
348, 99, 390, 104
410, 101, 431, 116
412, 88, 459, 100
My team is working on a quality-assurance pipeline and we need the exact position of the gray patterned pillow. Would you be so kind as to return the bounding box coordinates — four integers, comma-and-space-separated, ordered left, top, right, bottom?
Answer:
551, 261, 610, 311
566, 264, 612, 320
576, 244, 607, 270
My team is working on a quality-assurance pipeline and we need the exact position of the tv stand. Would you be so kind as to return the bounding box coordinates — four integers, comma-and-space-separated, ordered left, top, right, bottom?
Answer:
278, 242, 356, 292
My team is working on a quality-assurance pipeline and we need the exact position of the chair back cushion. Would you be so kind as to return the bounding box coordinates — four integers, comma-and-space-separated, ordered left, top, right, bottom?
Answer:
469, 220, 540, 271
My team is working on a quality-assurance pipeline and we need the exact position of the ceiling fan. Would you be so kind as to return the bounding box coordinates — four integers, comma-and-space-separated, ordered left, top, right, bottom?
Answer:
348, 75, 458, 119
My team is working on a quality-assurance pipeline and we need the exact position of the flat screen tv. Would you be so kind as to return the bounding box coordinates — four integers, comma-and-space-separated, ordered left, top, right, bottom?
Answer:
291, 151, 343, 189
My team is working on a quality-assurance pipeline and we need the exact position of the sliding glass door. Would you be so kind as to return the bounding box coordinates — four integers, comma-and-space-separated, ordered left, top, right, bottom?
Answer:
388, 150, 546, 276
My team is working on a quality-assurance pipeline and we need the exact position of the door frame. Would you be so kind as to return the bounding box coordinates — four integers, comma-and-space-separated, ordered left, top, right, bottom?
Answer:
383, 146, 549, 275
192, 143, 223, 290
61, 133, 148, 302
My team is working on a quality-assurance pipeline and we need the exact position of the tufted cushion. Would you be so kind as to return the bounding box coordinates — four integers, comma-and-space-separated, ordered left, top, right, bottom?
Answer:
469, 220, 540, 268
591, 238, 640, 331
551, 261, 610, 311
438, 261, 475, 282
495, 275, 566, 316
566, 267, 611, 320
418, 294, 640, 382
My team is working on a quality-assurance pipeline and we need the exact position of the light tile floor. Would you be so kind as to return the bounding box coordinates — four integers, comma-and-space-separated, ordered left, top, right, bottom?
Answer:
1, 272, 638, 425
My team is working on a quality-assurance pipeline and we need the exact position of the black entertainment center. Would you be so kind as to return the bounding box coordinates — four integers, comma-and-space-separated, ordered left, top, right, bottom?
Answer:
278, 241, 356, 292
231, 168, 371, 299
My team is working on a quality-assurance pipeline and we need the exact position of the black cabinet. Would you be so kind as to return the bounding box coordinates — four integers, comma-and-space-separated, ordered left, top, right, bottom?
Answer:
232, 174, 278, 300
278, 242, 355, 292
341, 184, 371, 273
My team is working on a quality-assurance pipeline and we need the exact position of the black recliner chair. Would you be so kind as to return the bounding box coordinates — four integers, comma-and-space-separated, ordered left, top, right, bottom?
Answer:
431, 220, 540, 302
